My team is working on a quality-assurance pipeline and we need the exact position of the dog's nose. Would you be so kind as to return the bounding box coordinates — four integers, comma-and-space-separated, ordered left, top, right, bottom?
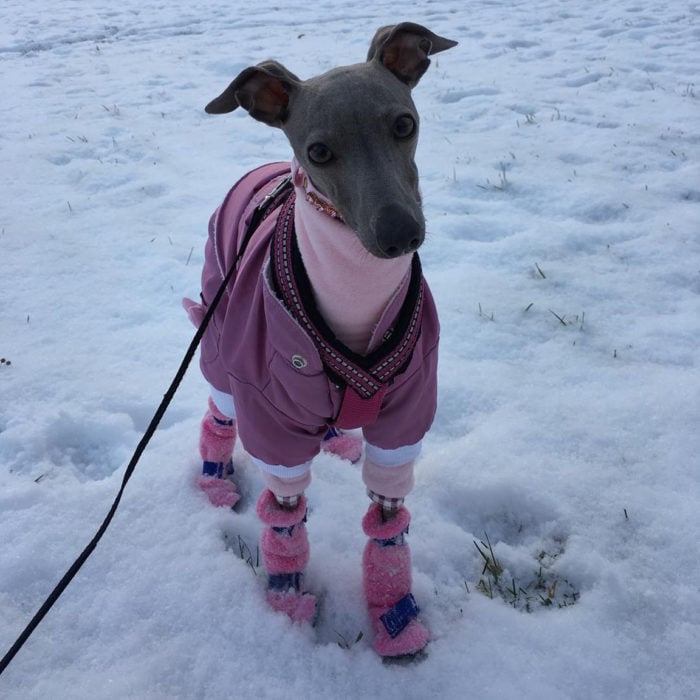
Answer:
375, 205, 425, 258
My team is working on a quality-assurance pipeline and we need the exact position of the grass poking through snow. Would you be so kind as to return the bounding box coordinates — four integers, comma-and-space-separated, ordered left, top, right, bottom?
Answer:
472, 533, 580, 612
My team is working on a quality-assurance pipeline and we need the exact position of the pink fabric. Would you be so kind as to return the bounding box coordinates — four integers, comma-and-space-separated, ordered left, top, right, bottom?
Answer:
362, 501, 411, 540
198, 397, 239, 508
256, 489, 308, 528
266, 590, 316, 624
321, 431, 363, 463
362, 504, 429, 657
198, 477, 240, 508
256, 490, 310, 574
261, 470, 312, 499
199, 397, 236, 463
182, 297, 205, 327
362, 457, 415, 500
334, 385, 386, 430
260, 526, 309, 573
257, 489, 316, 624
292, 162, 411, 355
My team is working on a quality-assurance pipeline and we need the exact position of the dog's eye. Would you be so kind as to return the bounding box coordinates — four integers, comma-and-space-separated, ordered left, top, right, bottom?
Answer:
307, 143, 333, 165
393, 115, 416, 139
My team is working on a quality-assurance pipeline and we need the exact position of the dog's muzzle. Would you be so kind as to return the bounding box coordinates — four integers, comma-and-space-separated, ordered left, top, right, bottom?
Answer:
375, 204, 425, 258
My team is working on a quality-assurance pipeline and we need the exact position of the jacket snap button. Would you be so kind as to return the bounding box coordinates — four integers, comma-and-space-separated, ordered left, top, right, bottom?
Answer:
291, 354, 307, 369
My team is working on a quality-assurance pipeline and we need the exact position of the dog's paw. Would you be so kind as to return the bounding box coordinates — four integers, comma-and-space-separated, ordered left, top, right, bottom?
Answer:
198, 475, 240, 508
267, 589, 318, 625
321, 428, 363, 463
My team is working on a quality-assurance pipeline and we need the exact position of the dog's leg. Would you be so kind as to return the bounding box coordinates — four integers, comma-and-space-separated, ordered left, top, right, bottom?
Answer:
197, 395, 240, 508
360, 445, 428, 657
362, 499, 429, 658
256, 489, 316, 624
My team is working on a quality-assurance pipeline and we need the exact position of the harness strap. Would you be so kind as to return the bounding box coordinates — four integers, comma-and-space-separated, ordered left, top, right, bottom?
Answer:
335, 384, 386, 429
270, 192, 425, 428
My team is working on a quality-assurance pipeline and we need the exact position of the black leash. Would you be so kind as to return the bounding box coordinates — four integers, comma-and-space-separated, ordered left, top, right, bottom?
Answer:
0, 175, 293, 677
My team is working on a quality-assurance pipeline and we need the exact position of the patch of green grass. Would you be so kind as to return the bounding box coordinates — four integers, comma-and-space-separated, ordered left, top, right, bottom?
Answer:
472, 534, 581, 612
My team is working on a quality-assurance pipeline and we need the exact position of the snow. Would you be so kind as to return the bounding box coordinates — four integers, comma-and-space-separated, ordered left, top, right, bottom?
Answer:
1, 1, 699, 698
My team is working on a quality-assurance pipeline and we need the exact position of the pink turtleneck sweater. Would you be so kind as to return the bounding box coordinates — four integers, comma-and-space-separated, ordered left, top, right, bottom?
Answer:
292, 162, 411, 355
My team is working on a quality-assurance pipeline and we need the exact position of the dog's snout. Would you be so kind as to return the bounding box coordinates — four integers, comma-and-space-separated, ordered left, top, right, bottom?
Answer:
375, 205, 424, 258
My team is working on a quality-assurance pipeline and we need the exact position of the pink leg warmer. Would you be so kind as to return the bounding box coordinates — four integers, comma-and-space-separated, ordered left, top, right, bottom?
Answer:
198, 397, 240, 508
362, 503, 429, 657
256, 489, 316, 624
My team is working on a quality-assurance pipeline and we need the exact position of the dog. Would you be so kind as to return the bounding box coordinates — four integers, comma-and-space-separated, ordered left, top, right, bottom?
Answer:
184, 22, 456, 658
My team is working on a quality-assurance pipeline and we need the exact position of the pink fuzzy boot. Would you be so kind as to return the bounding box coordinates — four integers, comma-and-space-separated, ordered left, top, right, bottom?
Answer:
257, 489, 317, 624
321, 426, 362, 463
197, 397, 240, 508
362, 503, 429, 657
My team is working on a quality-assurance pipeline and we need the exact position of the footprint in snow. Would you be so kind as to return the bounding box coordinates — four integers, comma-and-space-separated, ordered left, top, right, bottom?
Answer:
43, 411, 135, 481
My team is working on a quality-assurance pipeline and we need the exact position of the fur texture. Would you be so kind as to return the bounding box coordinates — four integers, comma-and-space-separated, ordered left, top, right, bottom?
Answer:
362, 503, 429, 656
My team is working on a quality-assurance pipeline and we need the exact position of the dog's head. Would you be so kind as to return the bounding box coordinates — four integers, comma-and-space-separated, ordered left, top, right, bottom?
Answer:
205, 23, 457, 259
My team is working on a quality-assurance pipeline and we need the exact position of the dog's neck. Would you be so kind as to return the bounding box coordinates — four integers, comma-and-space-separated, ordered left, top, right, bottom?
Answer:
292, 162, 411, 355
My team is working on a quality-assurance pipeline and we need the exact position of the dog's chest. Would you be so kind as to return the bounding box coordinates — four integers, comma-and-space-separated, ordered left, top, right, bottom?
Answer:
293, 182, 411, 355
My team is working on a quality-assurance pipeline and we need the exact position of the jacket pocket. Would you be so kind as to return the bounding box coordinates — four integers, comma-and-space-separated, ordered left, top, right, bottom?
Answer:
261, 273, 332, 422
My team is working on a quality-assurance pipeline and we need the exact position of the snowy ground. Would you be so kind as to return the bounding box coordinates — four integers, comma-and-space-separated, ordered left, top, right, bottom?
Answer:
1, 1, 699, 698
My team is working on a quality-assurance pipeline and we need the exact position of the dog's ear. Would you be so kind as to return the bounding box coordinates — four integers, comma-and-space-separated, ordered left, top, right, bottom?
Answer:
367, 22, 457, 88
205, 61, 300, 126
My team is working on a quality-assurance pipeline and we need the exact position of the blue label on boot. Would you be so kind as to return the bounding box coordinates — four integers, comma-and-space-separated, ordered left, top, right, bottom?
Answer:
202, 459, 234, 478
268, 572, 302, 592
380, 593, 420, 639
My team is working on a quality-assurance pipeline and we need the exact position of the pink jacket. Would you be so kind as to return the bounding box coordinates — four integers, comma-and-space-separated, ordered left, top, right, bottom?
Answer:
187, 162, 439, 468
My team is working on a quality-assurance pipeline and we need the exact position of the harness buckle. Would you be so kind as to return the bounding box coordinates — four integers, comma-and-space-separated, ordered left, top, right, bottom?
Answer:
259, 175, 293, 210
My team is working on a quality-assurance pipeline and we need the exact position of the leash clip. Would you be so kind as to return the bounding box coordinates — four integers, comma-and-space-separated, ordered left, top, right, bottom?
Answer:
259, 175, 293, 210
